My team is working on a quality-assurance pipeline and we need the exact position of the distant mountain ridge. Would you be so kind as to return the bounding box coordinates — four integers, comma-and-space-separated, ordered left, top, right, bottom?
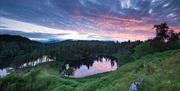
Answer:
36, 39, 62, 43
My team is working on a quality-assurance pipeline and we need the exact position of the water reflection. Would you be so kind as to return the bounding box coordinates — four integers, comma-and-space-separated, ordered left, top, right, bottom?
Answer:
0, 56, 55, 78
0, 67, 13, 78
61, 56, 117, 78
19, 55, 55, 68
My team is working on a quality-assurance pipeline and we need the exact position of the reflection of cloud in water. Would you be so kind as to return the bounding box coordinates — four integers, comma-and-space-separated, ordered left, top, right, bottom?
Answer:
0, 69, 8, 77
0, 56, 55, 78
0, 67, 13, 78
70, 57, 117, 78
19, 55, 55, 68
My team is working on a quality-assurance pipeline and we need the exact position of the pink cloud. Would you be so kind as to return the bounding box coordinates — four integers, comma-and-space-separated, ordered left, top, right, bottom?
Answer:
70, 13, 179, 41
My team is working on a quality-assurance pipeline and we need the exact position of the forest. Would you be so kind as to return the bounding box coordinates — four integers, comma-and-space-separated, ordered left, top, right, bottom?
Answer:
0, 33, 142, 69
0, 23, 180, 91
0, 23, 179, 69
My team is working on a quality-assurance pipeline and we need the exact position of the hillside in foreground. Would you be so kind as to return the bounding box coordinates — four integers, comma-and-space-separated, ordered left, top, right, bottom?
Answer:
1, 49, 179, 91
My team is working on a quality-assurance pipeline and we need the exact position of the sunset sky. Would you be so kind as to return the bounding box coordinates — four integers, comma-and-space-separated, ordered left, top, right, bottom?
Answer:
0, 0, 179, 41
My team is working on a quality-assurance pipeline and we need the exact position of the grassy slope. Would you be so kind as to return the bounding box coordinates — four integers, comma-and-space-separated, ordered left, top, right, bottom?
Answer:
3, 49, 180, 91
75, 49, 180, 91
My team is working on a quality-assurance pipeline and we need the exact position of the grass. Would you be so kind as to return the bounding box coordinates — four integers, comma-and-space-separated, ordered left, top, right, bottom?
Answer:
1, 49, 180, 91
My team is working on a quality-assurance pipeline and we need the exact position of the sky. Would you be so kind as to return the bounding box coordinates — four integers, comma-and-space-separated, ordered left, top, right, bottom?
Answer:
0, 0, 180, 41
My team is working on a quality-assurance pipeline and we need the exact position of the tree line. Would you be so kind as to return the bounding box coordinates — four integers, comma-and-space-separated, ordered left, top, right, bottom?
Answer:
0, 34, 142, 69
0, 23, 179, 69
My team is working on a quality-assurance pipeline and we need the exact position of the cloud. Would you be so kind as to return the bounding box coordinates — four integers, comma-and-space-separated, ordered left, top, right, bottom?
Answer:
0, 0, 179, 41
0, 17, 69, 34
120, 0, 139, 10
0, 17, 94, 40
88, 14, 154, 33
0, 16, 155, 41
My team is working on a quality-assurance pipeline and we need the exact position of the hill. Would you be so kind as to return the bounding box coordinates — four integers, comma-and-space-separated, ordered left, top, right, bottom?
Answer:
0, 35, 32, 42
0, 35, 45, 68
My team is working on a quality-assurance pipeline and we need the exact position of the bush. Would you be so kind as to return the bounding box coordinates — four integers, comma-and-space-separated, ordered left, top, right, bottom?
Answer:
132, 41, 154, 59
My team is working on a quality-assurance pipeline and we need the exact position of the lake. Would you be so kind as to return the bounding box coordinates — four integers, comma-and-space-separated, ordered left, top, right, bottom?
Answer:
61, 56, 118, 78
0, 67, 13, 78
0, 55, 55, 78
19, 55, 55, 68
1, 56, 118, 78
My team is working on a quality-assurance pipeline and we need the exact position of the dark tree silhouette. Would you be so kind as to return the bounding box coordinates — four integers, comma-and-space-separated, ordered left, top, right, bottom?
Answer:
153, 22, 170, 41
168, 30, 179, 41
152, 23, 180, 51
154, 22, 179, 42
